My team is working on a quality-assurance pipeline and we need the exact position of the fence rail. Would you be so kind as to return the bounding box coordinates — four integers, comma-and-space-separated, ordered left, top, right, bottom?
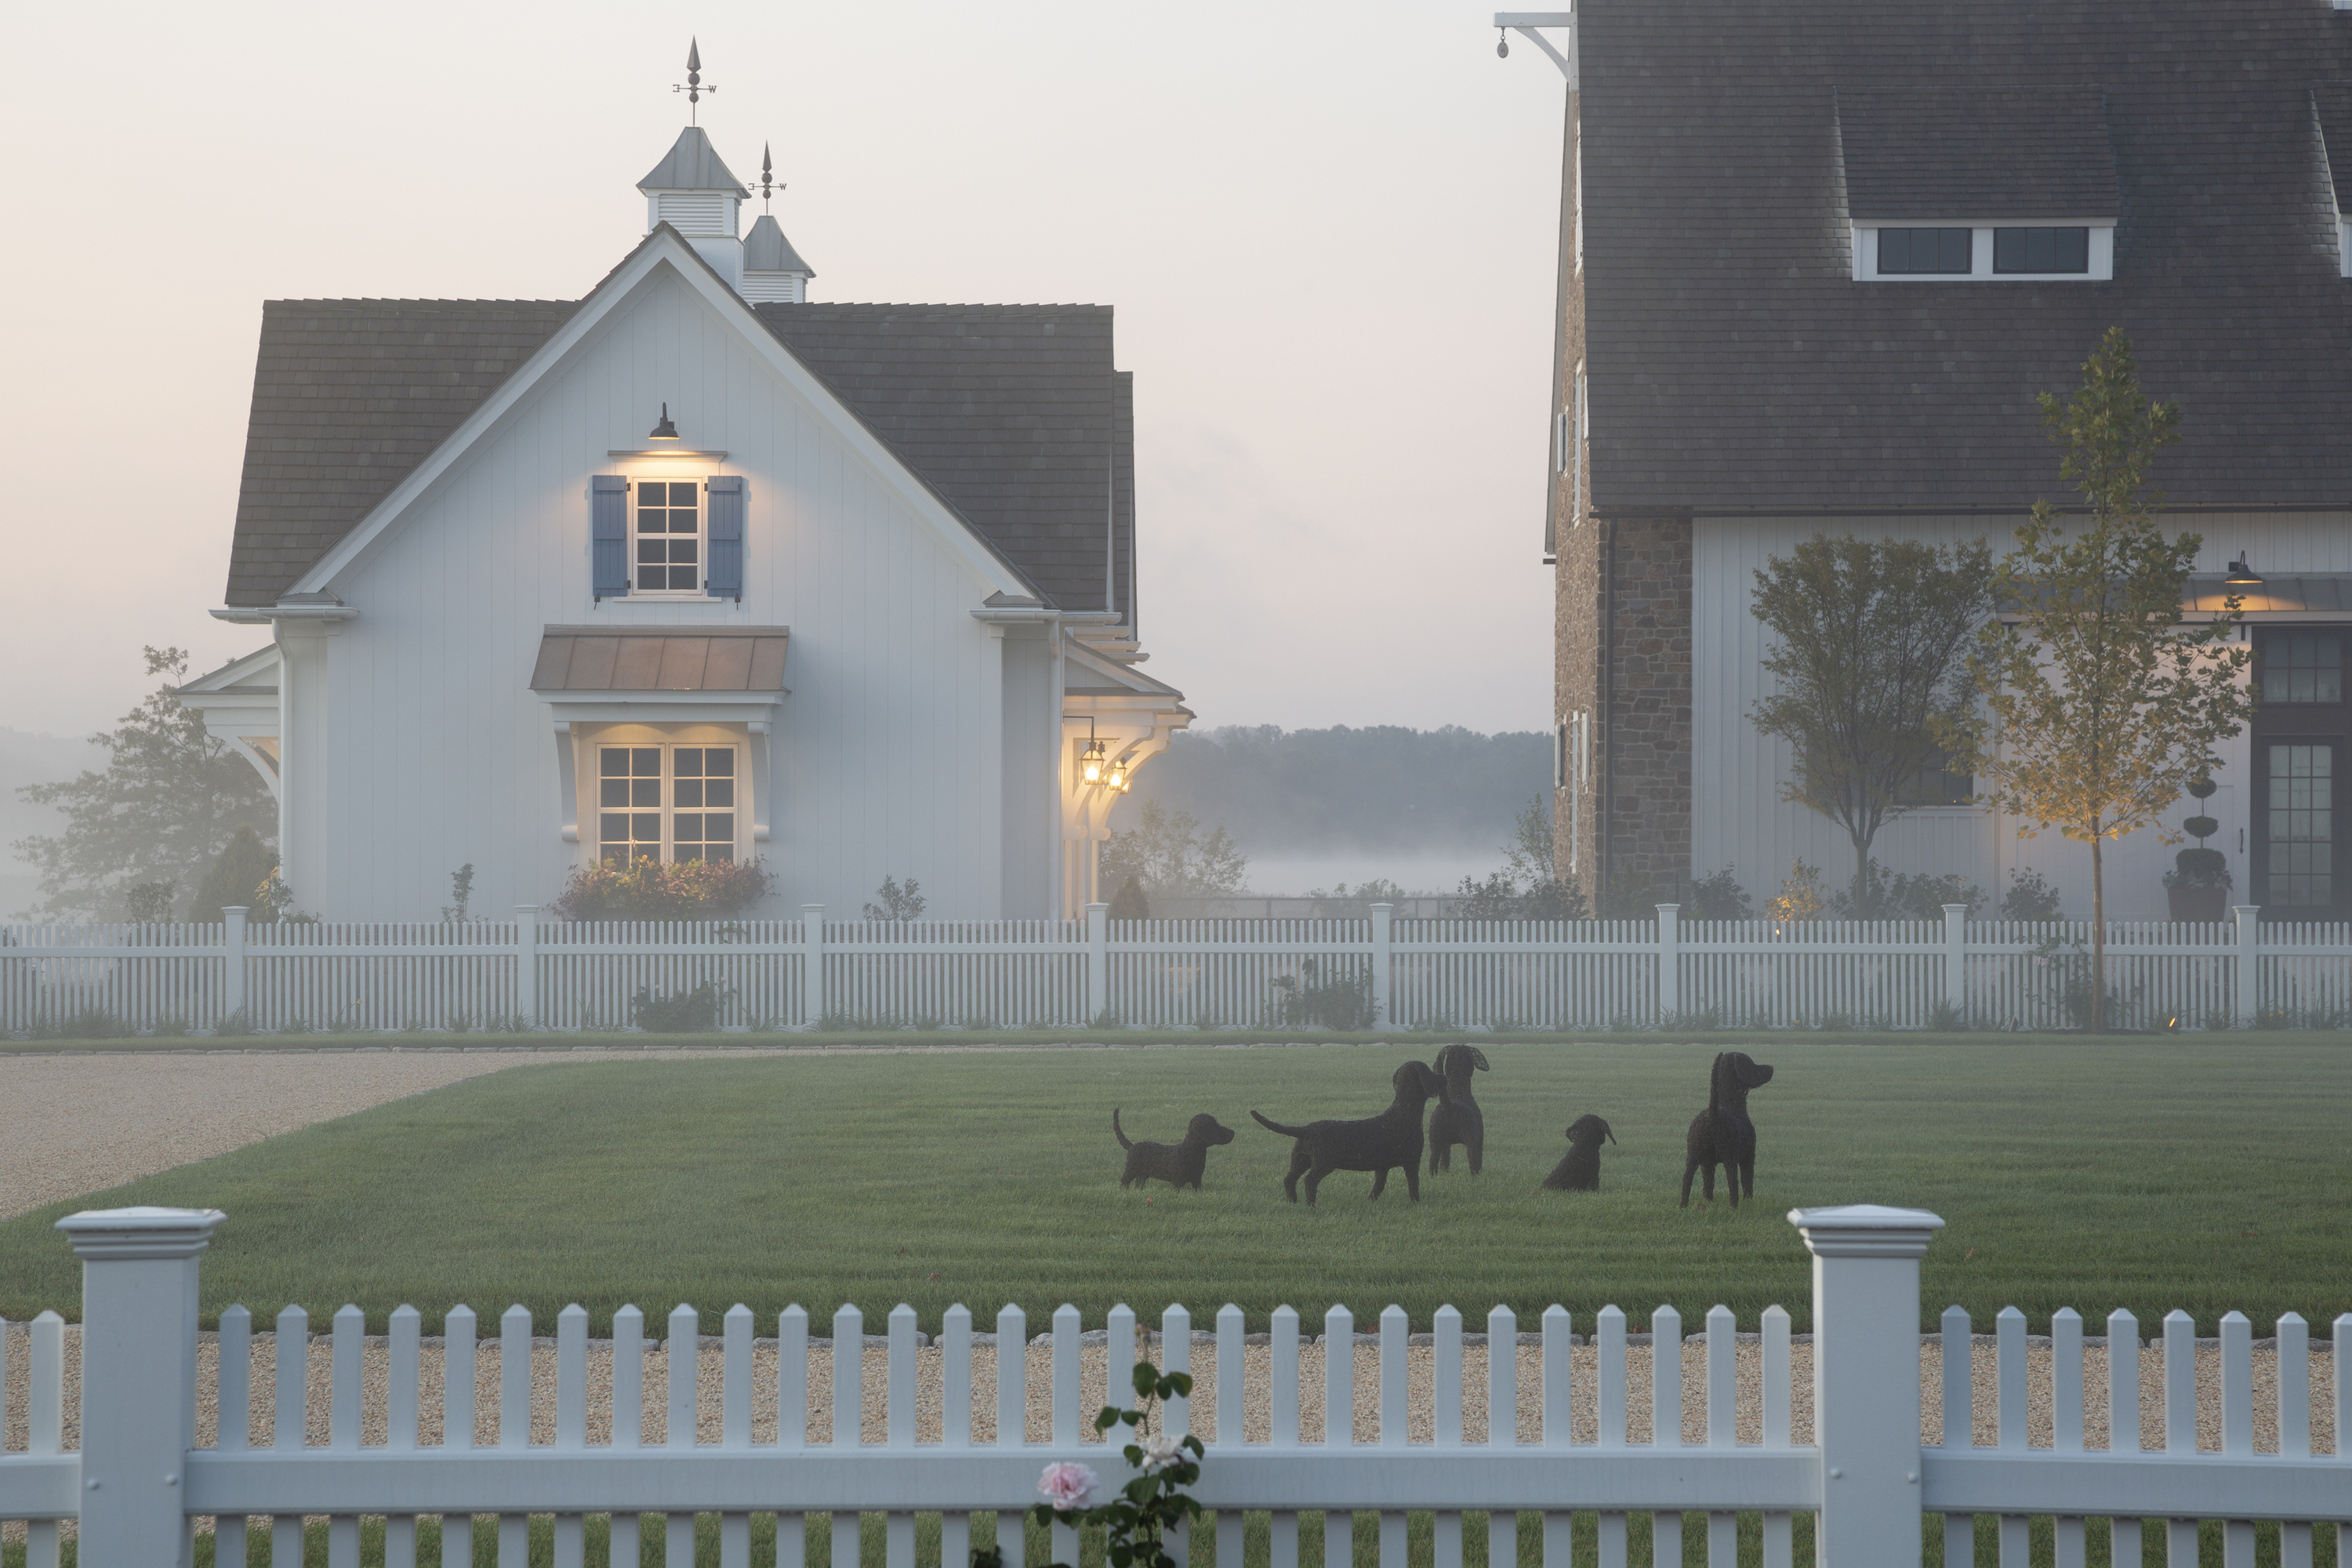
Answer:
3, 904, 2348, 1036
2, 1206, 2346, 1566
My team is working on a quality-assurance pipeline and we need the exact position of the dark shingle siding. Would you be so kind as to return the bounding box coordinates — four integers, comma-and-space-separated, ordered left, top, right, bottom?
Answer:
1583, 0, 2352, 514
1842, 87, 2118, 219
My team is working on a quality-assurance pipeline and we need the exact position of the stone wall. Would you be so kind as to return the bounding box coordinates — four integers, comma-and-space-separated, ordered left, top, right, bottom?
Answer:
1602, 515, 1693, 898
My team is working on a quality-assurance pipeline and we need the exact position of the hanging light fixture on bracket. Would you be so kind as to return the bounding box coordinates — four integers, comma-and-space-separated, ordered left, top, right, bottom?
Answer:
2224, 554, 2263, 586
1106, 754, 1127, 790
648, 403, 681, 441
1079, 717, 1105, 784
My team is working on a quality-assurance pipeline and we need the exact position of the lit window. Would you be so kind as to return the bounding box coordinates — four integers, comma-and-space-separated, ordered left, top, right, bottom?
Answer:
1993, 227, 2089, 274
1877, 228, 1972, 274
2259, 630, 2343, 705
598, 745, 738, 862
634, 480, 702, 593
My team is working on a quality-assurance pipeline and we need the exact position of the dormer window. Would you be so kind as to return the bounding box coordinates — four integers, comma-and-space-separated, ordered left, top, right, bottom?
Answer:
1876, 228, 1971, 274
1993, 227, 2090, 274
1853, 223, 2114, 281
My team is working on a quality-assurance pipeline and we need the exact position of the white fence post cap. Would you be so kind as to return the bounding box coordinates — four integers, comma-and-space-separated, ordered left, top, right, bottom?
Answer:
56, 1206, 226, 1259
1787, 1203, 1945, 1258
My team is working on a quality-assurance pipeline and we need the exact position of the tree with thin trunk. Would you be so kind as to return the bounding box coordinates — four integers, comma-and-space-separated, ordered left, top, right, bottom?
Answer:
1941, 328, 2252, 1031
1749, 535, 1994, 913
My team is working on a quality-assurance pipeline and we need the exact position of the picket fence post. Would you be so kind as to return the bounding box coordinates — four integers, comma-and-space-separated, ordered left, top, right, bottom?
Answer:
1654, 903, 1681, 1020
513, 905, 539, 1029
1370, 902, 1393, 1028
56, 1205, 227, 1568
1086, 902, 1110, 1022
220, 906, 248, 1025
802, 905, 826, 1029
1790, 1203, 1946, 1566
1942, 905, 1969, 1018
2233, 906, 2260, 1025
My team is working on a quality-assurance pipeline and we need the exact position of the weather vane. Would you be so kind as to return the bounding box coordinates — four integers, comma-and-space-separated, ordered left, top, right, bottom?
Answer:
760, 143, 782, 212
673, 38, 717, 124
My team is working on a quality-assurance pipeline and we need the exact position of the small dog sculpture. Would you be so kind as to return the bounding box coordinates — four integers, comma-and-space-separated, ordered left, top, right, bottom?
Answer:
1112, 1109, 1236, 1190
1679, 1050, 1774, 1208
1426, 1044, 1490, 1174
1251, 1059, 1451, 1206
1541, 1114, 1617, 1191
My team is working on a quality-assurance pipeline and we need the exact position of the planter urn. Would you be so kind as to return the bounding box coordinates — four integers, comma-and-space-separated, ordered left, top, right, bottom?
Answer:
2166, 884, 2229, 923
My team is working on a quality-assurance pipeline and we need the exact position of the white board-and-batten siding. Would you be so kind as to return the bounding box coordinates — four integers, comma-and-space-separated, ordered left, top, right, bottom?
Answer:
283, 268, 1010, 923
1692, 514, 2349, 921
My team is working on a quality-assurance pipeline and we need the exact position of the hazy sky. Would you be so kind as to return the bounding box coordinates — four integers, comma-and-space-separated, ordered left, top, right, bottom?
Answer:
0, 1, 1567, 741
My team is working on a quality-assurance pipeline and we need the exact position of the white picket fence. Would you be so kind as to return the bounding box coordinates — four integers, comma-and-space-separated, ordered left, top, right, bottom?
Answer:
3, 905, 2349, 1036
1, 1206, 2345, 1567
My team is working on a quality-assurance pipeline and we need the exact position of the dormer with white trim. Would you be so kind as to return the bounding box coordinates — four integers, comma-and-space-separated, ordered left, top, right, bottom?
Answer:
637, 127, 749, 290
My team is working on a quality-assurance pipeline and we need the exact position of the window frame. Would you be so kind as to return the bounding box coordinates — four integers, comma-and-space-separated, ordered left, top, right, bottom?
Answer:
2255, 629, 2346, 707
630, 477, 709, 597
590, 735, 746, 866
1853, 221, 2114, 282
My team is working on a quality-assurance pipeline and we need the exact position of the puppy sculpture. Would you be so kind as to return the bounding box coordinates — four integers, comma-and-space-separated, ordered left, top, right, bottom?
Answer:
1679, 1050, 1774, 1208
1426, 1044, 1491, 1174
1251, 1059, 1451, 1206
1112, 1109, 1236, 1190
1541, 1114, 1617, 1191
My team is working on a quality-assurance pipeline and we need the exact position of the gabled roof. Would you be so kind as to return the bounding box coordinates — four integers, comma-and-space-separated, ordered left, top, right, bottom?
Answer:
637, 126, 749, 196
222, 266, 1137, 619
754, 303, 1134, 619
1581, 0, 2352, 515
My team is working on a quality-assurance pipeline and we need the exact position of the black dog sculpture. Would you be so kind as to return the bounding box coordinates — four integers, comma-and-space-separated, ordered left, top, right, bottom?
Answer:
1426, 1044, 1490, 1174
1112, 1109, 1236, 1190
1251, 1059, 1450, 1205
1541, 1113, 1617, 1191
1679, 1050, 1774, 1208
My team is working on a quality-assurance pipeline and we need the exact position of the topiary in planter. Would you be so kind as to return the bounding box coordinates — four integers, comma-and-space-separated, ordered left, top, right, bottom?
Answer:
2182, 815, 2220, 840
2187, 775, 2219, 800
2165, 847, 2231, 889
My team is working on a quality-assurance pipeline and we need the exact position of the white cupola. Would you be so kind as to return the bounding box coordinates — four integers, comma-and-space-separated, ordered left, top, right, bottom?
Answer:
638, 125, 749, 290
741, 143, 817, 303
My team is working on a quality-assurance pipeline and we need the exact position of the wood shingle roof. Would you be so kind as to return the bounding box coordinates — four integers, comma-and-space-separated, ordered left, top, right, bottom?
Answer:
1581, 0, 2352, 515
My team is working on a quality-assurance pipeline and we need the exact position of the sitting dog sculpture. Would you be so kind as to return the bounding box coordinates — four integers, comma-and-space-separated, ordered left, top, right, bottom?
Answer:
1251, 1059, 1451, 1205
1112, 1109, 1236, 1190
1679, 1050, 1774, 1208
1541, 1113, 1617, 1191
1426, 1044, 1491, 1174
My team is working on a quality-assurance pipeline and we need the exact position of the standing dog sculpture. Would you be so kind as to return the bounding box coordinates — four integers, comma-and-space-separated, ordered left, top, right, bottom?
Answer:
1426, 1044, 1491, 1174
1541, 1114, 1617, 1191
1679, 1050, 1774, 1207
1251, 1060, 1451, 1205
1112, 1109, 1236, 1190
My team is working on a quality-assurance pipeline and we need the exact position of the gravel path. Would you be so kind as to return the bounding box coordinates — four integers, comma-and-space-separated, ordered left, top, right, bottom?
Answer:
0, 1047, 798, 1221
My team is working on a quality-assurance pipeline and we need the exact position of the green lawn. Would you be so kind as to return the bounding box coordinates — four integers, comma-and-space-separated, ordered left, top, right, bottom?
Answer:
1, 1040, 2345, 1334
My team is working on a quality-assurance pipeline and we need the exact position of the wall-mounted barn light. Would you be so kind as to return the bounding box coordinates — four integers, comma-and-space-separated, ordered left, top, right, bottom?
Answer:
2224, 554, 2263, 586
648, 404, 681, 441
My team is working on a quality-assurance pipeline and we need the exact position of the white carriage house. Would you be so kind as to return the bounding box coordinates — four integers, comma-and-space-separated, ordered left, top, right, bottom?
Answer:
180, 123, 1188, 922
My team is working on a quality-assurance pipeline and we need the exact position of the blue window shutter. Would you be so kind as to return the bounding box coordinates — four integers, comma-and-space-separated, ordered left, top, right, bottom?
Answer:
706, 476, 745, 599
592, 476, 629, 598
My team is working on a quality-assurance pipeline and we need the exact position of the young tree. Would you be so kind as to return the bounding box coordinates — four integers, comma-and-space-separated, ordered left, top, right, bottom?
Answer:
1098, 801, 1248, 898
1749, 535, 1994, 911
1943, 328, 2253, 1031
12, 648, 277, 920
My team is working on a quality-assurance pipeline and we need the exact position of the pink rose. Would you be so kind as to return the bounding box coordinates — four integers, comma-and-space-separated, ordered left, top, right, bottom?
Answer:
1038, 1461, 1098, 1510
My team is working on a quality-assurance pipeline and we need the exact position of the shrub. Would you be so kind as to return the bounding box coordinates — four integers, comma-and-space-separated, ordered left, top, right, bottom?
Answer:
1687, 866, 1752, 921
1272, 959, 1374, 1029
1999, 867, 2066, 922
634, 982, 726, 1033
188, 826, 280, 925
549, 858, 774, 922
1108, 876, 1151, 922
862, 876, 927, 922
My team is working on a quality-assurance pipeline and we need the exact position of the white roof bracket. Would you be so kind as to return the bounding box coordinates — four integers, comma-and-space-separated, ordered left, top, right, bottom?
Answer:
1494, 10, 1576, 87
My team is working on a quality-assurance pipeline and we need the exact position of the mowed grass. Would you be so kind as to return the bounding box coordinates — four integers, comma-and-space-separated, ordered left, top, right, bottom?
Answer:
0, 1040, 2345, 1334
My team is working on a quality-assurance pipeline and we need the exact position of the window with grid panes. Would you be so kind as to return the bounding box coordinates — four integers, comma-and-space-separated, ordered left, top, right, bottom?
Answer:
598, 747, 663, 862
1992, 226, 2090, 274
1878, 228, 1972, 274
2260, 630, 2343, 705
2267, 743, 2334, 907
634, 479, 702, 592
670, 748, 737, 862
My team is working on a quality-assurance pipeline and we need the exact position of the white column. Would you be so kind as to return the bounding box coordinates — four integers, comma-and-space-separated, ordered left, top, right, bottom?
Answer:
1370, 902, 1394, 1028
514, 906, 539, 1030
802, 905, 826, 1029
220, 907, 249, 1025
2232, 905, 2259, 1025
1790, 1203, 1947, 1567
1086, 902, 1110, 1023
1655, 903, 1681, 1020
1942, 904, 1969, 1018
56, 1206, 228, 1568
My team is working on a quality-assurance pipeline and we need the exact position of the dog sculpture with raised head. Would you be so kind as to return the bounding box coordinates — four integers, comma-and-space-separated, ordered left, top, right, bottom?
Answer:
1112, 1109, 1236, 1190
1541, 1113, 1617, 1191
1251, 1059, 1451, 1205
1426, 1044, 1491, 1174
1679, 1050, 1774, 1207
